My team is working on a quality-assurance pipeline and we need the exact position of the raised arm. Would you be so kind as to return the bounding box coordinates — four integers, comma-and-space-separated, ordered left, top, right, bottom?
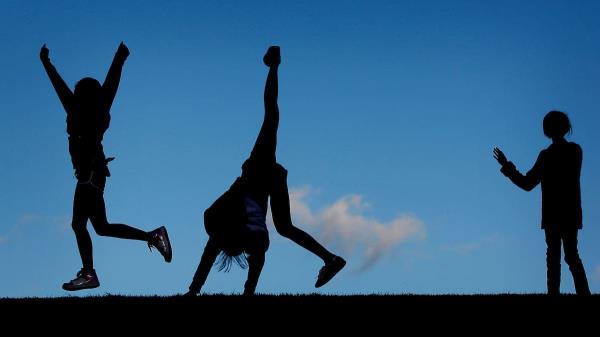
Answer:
494, 147, 542, 191
187, 238, 220, 295
40, 44, 74, 113
102, 42, 129, 111
243, 252, 265, 295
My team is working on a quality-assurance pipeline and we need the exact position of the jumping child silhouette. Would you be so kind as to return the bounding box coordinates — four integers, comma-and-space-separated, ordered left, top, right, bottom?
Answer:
40, 42, 172, 291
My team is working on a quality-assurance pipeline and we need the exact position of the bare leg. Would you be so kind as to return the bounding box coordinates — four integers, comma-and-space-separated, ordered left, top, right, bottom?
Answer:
72, 184, 94, 270
270, 164, 335, 263
87, 188, 149, 241
247, 46, 280, 165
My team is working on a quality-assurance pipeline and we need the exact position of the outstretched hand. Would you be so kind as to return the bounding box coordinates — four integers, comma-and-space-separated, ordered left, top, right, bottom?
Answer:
40, 44, 50, 63
116, 41, 130, 60
493, 147, 508, 166
263, 46, 281, 67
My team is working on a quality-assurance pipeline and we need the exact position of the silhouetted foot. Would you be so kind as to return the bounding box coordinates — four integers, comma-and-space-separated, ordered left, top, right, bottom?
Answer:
263, 46, 281, 67
148, 226, 172, 262
62, 268, 100, 291
315, 256, 346, 288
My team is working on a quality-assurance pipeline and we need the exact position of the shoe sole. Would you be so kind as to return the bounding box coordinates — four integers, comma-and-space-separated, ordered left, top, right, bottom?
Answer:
62, 283, 100, 291
159, 226, 172, 263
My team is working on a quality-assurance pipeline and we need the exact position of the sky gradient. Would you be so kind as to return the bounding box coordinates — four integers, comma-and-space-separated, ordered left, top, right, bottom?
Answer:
1, 0, 600, 296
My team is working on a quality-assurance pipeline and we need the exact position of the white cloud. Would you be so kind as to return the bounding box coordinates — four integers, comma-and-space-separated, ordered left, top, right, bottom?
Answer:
17, 213, 43, 225
0, 213, 70, 244
444, 242, 482, 255
0, 228, 15, 245
270, 187, 426, 271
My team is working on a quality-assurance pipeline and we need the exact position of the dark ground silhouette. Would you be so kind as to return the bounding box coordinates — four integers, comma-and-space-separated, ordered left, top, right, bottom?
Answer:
1, 294, 597, 333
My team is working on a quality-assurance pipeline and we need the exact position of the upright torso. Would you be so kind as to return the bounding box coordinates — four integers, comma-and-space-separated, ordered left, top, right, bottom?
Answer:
540, 141, 582, 228
66, 105, 110, 180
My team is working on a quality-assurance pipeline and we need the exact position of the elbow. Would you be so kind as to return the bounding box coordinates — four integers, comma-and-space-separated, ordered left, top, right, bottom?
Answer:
520, 184, 536, 192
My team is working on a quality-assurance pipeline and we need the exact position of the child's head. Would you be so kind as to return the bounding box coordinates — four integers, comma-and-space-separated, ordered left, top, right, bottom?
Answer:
74, 77, 102, 109
67, 77, 110, 137
543, 110, 571, 140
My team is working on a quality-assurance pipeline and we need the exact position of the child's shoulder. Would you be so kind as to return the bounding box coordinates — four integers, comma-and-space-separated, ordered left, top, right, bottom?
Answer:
568, 141, 582, 152
545, 141, 582, 154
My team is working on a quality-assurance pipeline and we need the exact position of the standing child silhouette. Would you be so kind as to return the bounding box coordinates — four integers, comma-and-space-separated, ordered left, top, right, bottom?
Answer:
40, 42, 172, 291
186, 46, 346, 296
494, 111, 590, 295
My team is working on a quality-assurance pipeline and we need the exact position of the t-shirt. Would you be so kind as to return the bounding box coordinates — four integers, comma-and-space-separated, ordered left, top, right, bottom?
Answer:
244, 196, 268, 233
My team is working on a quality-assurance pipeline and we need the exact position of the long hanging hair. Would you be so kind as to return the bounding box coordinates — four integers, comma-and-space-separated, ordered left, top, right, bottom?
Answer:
215, 250, 248, 272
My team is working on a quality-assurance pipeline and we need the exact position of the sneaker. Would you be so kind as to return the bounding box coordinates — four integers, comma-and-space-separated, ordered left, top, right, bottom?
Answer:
62, 268, 100, 291
263, 46, 281, 67
315, 256, 346, 288
148, 226, 172, 263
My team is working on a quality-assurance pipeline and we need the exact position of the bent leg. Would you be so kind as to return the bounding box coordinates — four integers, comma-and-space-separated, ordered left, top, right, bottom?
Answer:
249, 50, 280, 164
87, 187, 149, 241
270, 164, 335, 263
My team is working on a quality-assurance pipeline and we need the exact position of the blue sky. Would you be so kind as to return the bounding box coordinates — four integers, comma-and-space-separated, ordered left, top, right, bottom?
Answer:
1, 0, 599, 296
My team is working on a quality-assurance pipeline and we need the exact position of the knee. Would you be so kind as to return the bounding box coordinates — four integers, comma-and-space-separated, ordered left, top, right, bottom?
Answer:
93, 222, 111, 237
564, 251, 581, 266
275, 223, 295, 238
71, 218, 86, 233
546, 248, 560, 264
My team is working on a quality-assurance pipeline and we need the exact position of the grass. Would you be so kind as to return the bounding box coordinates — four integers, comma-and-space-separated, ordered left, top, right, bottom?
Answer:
1, 294, 596, 331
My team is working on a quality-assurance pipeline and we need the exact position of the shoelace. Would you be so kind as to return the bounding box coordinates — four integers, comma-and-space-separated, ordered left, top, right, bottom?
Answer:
72, 270, 92, 283
317, 265, 327, 279
317, 259, 338, 279
147, 233, 162, 252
